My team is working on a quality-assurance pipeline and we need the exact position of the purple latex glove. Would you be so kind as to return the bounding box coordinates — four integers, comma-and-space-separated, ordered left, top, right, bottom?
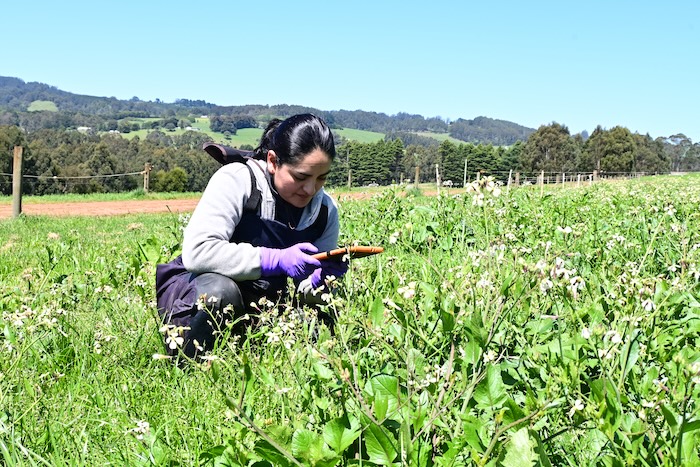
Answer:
310, 259, 350, 289
260, 243, 321, 280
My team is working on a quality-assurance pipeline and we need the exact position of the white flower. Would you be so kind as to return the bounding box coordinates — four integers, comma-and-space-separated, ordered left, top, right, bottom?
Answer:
127, 420, 151, 441
540, 278, 553, 294
160, 324, 188, 350
581, 327, 591, 339
398, 281, 417, 299
389, 231, 400, 244
568, 399, 585, 417
557, 226, 573, 235
641, 299, 655, 312
483, 349, 498, 363
476, 274, 493, 289
567, 276, 585, 299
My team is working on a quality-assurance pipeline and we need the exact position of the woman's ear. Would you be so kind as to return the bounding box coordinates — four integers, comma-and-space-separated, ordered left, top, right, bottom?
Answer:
266, 150, 278, 175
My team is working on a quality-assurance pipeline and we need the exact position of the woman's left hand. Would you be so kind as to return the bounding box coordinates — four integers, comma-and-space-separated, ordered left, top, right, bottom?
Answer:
310, 260, 349, 289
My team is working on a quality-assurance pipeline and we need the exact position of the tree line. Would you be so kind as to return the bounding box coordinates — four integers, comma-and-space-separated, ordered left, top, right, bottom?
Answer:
2, 121, 697, 196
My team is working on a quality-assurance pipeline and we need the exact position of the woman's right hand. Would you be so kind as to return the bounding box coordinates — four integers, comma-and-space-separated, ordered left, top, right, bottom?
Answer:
259, 243, 321, 280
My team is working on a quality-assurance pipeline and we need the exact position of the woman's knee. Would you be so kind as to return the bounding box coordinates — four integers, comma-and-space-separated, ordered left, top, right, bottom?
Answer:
194, 273, 244, 311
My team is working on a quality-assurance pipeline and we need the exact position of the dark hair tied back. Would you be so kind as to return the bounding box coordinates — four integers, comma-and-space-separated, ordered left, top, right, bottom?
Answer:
253, 114, 335, 165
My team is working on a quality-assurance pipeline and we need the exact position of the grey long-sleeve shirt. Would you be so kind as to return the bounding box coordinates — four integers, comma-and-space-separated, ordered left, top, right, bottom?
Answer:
181, 158, 340, 280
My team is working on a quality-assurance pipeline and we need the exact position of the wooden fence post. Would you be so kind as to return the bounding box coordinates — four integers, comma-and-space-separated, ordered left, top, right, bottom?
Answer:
414, 166, 420, 185
12, 146, 23, 218
507, 169, 513, 192
540, 170, 544, 196
143, 162, 152, 193
435, 164, 440, 195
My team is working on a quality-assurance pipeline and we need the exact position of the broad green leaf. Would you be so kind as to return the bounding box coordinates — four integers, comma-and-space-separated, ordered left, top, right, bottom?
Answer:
291, 429, 333, 462
661, 404, 680, 434
370, 296, 385, 328
502, 398, 526, 427
369, 375, 400, 399
474, 365, 506, 409
254, 439, 294, 467
406, 348, 426, 376
502, 427, 536, 467
439, 235, 453, 251
313, 361, 335, 381
440, 308, 455, 333
460, 415, 486, 453
367, 375, 401, 421
374, 393, 389, 421
461, 339, 481, 366
210, 360, 220, 383
364, 423, 399, 465
681, 419, 700, 434
620, 330, 640, 381
323, 417, 361, 454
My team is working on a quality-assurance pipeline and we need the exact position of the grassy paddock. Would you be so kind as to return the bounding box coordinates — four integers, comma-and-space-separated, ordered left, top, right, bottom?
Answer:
115, 118, 391, 147
1, 175, 699, 465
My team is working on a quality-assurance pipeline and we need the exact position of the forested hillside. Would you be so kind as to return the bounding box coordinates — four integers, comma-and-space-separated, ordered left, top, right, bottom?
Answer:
1, 75, 698, 196
0, 76, 532, 145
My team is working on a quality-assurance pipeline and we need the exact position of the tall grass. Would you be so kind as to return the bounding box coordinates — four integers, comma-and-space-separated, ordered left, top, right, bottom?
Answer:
1, 175, 699, 465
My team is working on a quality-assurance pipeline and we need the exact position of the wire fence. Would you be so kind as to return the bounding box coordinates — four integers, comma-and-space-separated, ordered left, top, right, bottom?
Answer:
0, 170, 146, 194
433, 170, 665, 189
0, 167, 681, 195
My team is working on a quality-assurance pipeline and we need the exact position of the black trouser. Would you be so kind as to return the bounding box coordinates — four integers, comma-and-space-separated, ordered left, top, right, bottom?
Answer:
176, 272, 250, 358
159, 270, 333, 359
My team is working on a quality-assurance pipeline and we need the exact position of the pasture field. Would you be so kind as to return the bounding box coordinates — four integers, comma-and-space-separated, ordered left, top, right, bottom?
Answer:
1, 175, 699, 465
113, 117, 391, 147
26, 101, 59, 112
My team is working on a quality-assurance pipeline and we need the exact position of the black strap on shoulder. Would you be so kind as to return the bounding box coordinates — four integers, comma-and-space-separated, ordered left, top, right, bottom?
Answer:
243, 164, 262, 212
202, 142, 254, 165
203, 142, 261, 212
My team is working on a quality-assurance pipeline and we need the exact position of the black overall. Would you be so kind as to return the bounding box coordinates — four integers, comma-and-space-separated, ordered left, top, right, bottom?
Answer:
155, 163, 327, 357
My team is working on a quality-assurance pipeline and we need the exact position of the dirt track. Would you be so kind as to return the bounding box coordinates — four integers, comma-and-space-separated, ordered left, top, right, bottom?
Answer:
0, 198, 201, 219
0, 189, 444, 220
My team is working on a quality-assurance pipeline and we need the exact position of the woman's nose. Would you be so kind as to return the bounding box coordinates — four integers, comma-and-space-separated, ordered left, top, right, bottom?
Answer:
303, 180, 316, 195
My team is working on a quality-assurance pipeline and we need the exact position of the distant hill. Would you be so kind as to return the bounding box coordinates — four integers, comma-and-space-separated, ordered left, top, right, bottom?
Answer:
0, 75, 535, 145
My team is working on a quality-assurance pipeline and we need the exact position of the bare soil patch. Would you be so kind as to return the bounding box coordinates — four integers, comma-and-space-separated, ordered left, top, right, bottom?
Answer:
0, 199, 200, 219
0, 189, 443, 219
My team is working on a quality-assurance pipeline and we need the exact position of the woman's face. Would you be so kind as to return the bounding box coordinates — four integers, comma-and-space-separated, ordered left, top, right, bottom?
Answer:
267, 148, 332, 208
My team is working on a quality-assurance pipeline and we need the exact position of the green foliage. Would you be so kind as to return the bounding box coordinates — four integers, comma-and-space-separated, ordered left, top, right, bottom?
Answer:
152, 166, 188, 192
449, 116, 534, 146
1, 175, 700, 465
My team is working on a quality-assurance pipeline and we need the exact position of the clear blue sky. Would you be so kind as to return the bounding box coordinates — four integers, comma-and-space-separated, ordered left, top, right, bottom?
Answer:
3, 1, 699, 142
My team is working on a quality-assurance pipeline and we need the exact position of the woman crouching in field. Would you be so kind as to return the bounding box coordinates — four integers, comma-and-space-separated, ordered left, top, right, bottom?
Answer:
155, 114, 347, 359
